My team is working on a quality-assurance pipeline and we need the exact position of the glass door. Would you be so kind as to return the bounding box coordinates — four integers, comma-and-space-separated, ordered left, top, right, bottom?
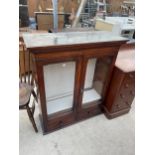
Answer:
43, 60, 76, 116
82, 56, 113, 107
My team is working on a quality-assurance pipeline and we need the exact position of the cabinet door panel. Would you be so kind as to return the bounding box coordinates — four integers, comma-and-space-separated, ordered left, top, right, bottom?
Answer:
82, 56, 113, 107
43, 60, 76, 116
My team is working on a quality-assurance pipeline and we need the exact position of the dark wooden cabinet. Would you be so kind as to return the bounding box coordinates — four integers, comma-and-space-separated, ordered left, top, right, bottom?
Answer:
23, 31, 127, 134
103, 44, 135, 118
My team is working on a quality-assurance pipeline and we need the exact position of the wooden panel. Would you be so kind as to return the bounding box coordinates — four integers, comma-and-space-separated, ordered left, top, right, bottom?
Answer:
78, 104, 102, 120
109, 0, 135, 14
63, 0, 80, 13
109, 0, 124, 13
58, 14, 65, 29
47, 112, 75, 133
37, 14, 53, 30
27, 0, 37, 17
28, 0, 80, 17
36, 13, 64, 30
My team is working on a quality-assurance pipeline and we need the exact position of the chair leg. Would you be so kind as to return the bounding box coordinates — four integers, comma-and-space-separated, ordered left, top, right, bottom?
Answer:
26, 105, 38, 132
32, 90, 38, 103
31, 99, 35, 115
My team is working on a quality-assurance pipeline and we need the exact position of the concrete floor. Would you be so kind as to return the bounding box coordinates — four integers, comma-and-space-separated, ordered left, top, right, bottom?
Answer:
19, 101, 135, 155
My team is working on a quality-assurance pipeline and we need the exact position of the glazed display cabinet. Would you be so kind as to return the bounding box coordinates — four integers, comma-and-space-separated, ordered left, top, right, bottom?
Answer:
23, 31, 127, 134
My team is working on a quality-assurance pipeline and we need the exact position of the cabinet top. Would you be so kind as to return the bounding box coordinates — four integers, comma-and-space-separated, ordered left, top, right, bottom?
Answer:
23, 31, 128, 48
115, 46, 135, 72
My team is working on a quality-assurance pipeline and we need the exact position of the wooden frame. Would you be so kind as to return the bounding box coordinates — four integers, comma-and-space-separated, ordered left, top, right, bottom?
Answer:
35, 12, 66, 30
26, 35, 127, 134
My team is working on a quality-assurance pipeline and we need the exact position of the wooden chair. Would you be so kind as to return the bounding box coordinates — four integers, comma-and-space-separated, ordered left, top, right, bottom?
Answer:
19, 41, 38, 132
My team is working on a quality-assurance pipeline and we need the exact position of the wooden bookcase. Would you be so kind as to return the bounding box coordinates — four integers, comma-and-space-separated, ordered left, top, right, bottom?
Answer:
23, 31, 127, 134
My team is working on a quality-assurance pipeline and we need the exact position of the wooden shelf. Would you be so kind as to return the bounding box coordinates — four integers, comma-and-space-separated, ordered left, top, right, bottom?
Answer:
47, 89, 101, 115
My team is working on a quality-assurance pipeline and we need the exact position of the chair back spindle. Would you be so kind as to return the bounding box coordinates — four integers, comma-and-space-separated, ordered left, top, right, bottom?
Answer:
19, 41, 32, 85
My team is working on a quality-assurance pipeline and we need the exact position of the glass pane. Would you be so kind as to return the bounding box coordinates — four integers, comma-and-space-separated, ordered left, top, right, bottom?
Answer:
82, 57, 112, 105
43, 61, 75, 115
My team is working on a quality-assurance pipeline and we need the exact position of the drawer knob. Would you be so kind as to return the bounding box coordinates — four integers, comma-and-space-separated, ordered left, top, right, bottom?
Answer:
125, 83, 129, 88
130, 90, 135, 96
125, 101, 129, 105
125, 101, 131, 108
129, 74, 134, 78
120, 93, 125, 99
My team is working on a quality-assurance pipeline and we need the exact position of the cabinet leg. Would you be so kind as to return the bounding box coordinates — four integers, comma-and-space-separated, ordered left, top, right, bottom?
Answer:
102, 105, 130, 119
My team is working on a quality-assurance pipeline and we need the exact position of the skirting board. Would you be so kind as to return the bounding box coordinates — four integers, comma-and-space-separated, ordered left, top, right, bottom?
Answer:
102, 105, 130, 119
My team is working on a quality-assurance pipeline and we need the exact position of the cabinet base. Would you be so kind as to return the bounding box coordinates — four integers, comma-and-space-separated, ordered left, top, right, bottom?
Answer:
102, 106, 130, 119
39, 110, 102, 135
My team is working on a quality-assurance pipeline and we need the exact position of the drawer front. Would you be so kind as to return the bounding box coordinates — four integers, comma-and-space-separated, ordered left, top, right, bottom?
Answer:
112, 72, 135, 112
47, 113, 75, 131
123, 72, 135, 86
112, 96, 130, 112
78, 105, 102, 120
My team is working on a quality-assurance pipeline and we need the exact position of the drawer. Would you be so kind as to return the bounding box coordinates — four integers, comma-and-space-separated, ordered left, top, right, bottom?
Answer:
119, 83, 135, 101
111, 72, 135, 113
78, 106, 102, 120
120, 73, 135, 96
112, 96, 131, 113
124, 73, 135, 86
112, 92, 134, 113
47, 113, 75, 131
120, 73, 135, 101
119, 86, 134, 101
